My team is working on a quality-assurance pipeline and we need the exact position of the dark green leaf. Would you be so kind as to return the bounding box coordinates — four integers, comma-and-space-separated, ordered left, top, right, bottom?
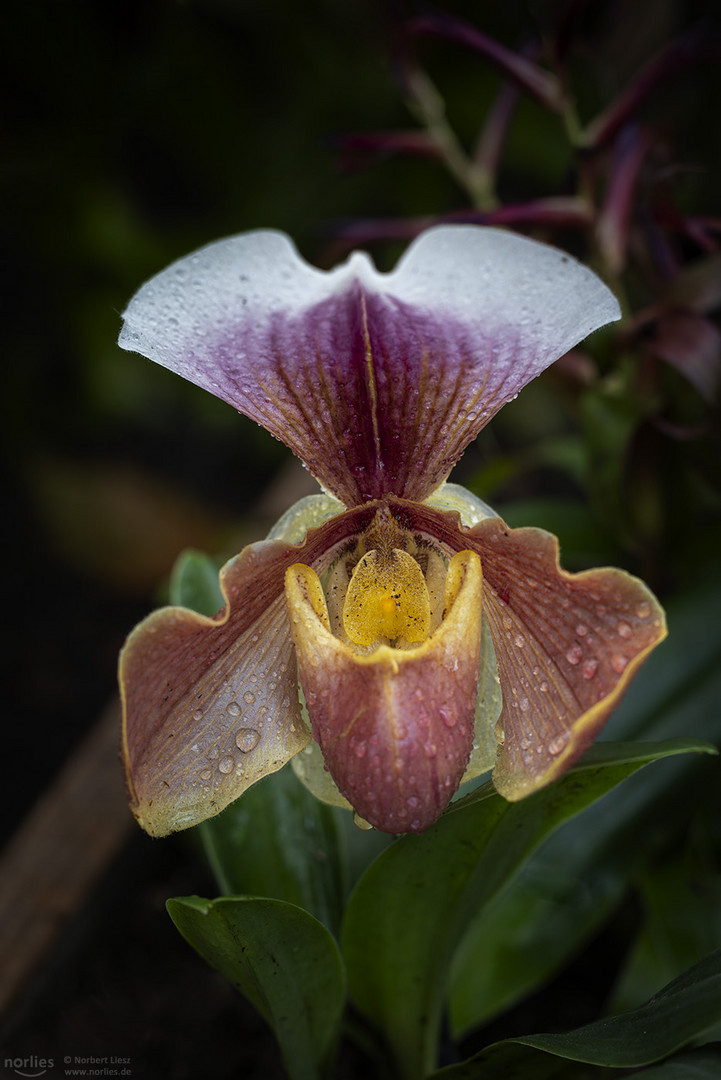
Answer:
624, 1045, 721, 1078
435, 953, 721, 1078
512, 947, 721, 1067
167, 895, 346, 1080
610, 840, 721, 1016
448, 576, 721, 1037
198, 765, 347, 933
341, 741, 710, 1080
429, 1041, 586, 1079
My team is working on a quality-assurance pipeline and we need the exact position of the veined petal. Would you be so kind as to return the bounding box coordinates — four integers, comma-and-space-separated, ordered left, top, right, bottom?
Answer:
474, 520, 667, 799
397, 498, 667, 799
285, 551, 484, 833
120, 502, 377, 836
119, 226, 620, 506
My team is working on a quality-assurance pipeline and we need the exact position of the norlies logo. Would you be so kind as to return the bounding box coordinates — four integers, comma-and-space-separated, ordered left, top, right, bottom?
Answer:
4, 1056, 54, 1078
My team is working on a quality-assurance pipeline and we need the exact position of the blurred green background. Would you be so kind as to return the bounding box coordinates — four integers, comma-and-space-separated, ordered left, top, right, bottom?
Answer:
2, 0, 719, 842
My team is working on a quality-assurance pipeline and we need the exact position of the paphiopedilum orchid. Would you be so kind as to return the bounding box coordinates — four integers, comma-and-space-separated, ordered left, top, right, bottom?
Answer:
118, 225, 666, 837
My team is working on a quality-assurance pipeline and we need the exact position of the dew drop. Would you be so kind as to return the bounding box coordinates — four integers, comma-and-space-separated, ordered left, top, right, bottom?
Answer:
636, 601, 652, 619
218, 756, 234, 774
513, 633, 525, 648
539, 681, 549, 693
439, 705, 456, 727
236, 728, 260, 753
611, 653, 628, 673
227, 702, 241, 717
199, 769, 212, 781
243, 691, 256, 704
576, 624, 588, 637
566, 644, 583, 665
353, 741, 367, 759
617, 620, 632, 639
193, 709, 203, 722
519, 696, 530, 712
548, 733, 569, 756
502, 615, 513, 630
407, 795, 420, 809
424, 742, 437, 759
582, 658, 599, 680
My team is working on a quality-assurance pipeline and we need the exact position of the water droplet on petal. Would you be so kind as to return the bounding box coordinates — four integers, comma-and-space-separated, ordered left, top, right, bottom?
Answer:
566, 644, 583, 665
353, 741, 367, 759
439, 705, 456, 727
513, 633, 525, 648
193, 709, 203, 722
582, 658, 599, 680
218, 756, 234, 774
548, 732, 570, 756
636, 601, 651, 619
236, 728, 260, 753
243, 691, 255, 704
617, 620, 632, 639
227, 702, 241, 717
199, 769, 212, 781
576, 624, 588, 637
612, 653, 628, 673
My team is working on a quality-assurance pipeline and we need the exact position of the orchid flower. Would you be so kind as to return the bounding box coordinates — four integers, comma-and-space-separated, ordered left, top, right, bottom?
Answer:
118, 225, 666, 837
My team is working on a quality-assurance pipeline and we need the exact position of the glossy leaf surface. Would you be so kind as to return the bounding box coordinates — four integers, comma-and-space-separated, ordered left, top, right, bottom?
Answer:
198, 766, 346, 934
434, 949, 721, 1077
341, 739, 713, 1079
167, 895, 345, 1080
449, 580, 721, 1035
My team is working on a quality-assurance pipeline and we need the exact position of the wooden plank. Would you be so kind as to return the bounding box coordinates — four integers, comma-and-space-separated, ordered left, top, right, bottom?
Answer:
0, 701, 133, 1017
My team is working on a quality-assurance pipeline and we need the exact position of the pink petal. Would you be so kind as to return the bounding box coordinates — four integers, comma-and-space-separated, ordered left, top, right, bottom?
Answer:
400, 500, 667, 799
285, 550, 484, 833
119, 226, 620, 506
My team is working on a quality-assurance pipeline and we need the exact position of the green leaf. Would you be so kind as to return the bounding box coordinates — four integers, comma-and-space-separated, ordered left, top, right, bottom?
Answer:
624, 1045, 721, 1079
448, 577, 721, 1037
198, 765, 347, 934
512, 947, 721, 1067
167, 895, 346, 1080
610, 839, 721, 1017
341, 740, 710, 1080
428, 1041, 580, 1080
434, 952, 721, 1078
168, 547, 223, 615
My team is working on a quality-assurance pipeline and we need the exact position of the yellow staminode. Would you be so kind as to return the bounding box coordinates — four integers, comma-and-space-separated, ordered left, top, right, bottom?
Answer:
342, 548, 431, 647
